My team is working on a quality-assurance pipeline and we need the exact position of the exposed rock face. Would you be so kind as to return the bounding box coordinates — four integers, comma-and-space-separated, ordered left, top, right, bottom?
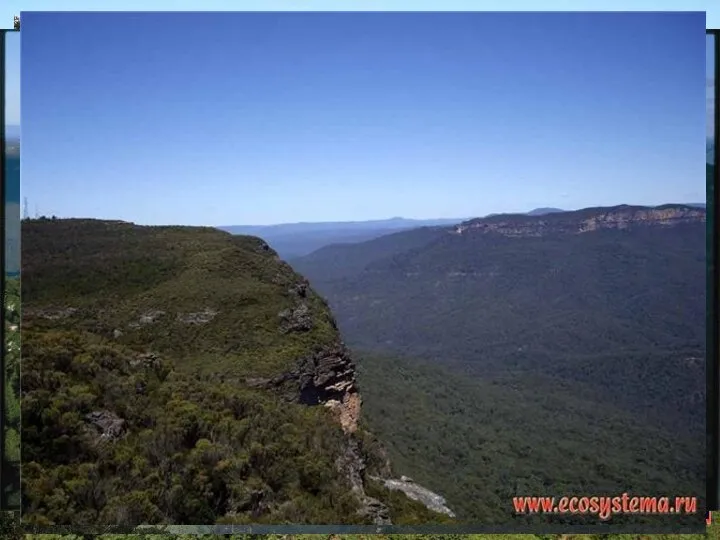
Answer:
453, 205, 705, 237
84, 410, 126, 441
578, 206, 705, 233
128, 310, 167, 329
296, 342, 359, 423
371, 475, 456, 518
281, 342, 455, 523
251, 282, 455, 524
288, 281, 309, 298
270, 339, 457, 521
130, 351, 163, 369
336, 438, 391, 525
325, 391, 362, 434
249, 341, 400, 523
177, 308, 218, 325
254, 341, 361, 431
278, 302, 313, 333
138, 310, 166, 325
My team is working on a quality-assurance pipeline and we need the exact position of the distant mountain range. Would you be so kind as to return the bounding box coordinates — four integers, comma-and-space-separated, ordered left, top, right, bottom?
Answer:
526, 207, 565, 215
222, 201, 708, 259
221, 217, 465, 235
218, 217, 467, 259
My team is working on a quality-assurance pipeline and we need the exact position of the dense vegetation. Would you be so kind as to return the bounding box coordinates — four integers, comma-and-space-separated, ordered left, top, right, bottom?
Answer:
293, 209, 705, 430
356, 352, 704, 527
3, 277, 20, 509
292, 205, 707, 527
24, 328, 359, 525
22, 219, 339, 378
21, 219, 440, 526
18, 206, 710, 530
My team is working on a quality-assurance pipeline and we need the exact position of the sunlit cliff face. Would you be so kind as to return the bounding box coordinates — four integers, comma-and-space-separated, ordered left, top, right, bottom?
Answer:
578, 207, 705, 233
453, 206, 705, 237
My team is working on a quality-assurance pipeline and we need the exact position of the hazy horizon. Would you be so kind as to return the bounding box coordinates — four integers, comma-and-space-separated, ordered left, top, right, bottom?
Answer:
23, 12, 706, 226
18, 200, 708, 228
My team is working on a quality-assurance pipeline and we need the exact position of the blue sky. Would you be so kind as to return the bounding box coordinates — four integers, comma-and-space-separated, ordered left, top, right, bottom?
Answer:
709, 34, 716, 145
22, 12, 706, 225
4, 31, 19, 128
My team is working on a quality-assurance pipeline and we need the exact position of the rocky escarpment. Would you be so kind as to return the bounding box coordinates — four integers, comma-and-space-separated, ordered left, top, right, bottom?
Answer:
453, 204, 705, 237
247, 340, 456, 524
247, 340, 362, 433
248, 341, 392, 523
265, 280, 455, 522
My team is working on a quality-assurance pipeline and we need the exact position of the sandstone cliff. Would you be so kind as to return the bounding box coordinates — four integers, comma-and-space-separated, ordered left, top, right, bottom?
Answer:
453, 204, 705, 237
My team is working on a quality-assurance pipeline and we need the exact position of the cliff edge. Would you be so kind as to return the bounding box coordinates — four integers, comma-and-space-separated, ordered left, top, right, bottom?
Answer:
21, 218, 452, 526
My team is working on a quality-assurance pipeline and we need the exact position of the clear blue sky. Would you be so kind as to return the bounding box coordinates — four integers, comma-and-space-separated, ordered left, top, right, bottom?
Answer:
22, 12, 706, 225
709, 34, 716, 142
4, 31, 19, 127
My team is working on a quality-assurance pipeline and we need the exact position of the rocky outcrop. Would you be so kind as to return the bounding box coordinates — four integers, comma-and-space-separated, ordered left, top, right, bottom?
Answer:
288, 280, 309, 298
130, 351, 163, 369
371, 475, 456, 518
177, 308, 218, 325
250, 281, 455, 525
128, 310, 167, 328
336, 437, 391, 525
254, 339, 456, 523
453, 205, 705, 238
278, 303, 313, 333
248, 341, 399, 523
325, 391, 361, 434
84, 410, 126, 442
250, 341, 360, 430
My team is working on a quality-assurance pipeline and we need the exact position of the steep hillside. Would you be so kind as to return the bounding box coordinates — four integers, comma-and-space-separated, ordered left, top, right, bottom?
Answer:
290, 226, 446, 283
291, 204, 707, 526
294, 205, 705, 430
21, 218, 450, 527
357, 352, 705, 527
